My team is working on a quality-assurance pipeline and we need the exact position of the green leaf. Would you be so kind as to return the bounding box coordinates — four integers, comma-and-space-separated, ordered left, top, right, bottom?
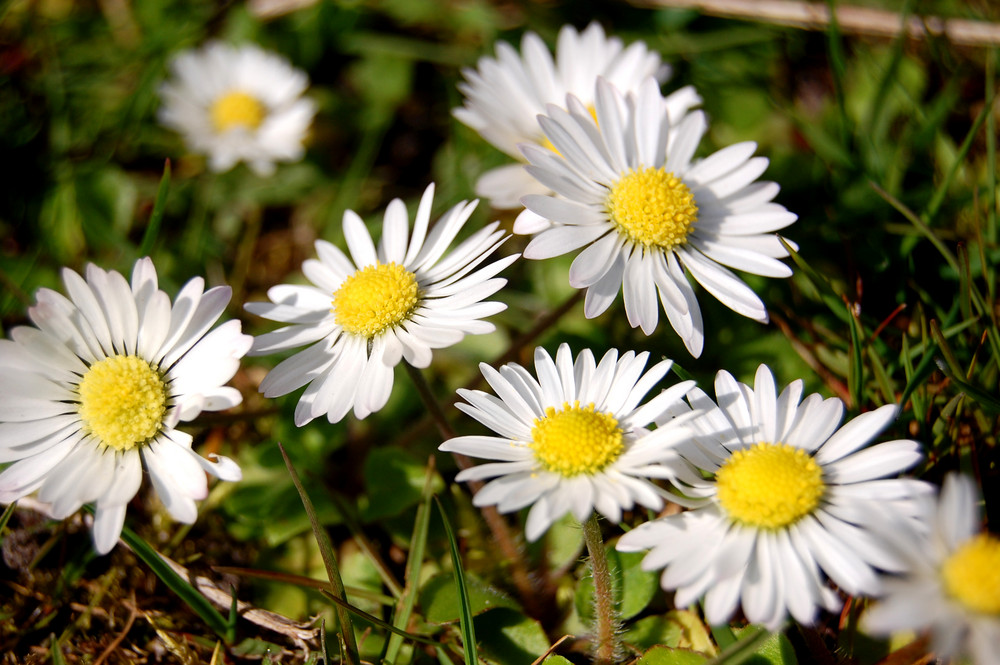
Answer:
419, 572, 518, 623
436, 497, 477, 665
575, 547, 658, 622
730, 627, 797, 665
637, 646, 709, 665
361, 447, 444, 522
706, 625, 772, 665
624, 611, 715, 652
473, 608, 550, 665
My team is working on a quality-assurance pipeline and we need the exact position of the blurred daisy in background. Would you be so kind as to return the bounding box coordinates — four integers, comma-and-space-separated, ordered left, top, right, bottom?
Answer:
440, 343, 698, 541
159, 41, 316, 175
246, 183, 518, 426
517, 77, 796, 356
617, 364, 931, 630
454, 22, 699, 209
865, 473, 1000, 665
0, 259, 249, 554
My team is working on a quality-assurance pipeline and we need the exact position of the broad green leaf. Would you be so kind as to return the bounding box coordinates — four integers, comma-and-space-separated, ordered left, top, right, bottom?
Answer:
624, 610, 715, 653
732, 626, 797, 665
637, 646, 708, 665
419, 572, 518, 623
361, 448, 444, 522
575, 547, 659, 622
474, 608, 550, 665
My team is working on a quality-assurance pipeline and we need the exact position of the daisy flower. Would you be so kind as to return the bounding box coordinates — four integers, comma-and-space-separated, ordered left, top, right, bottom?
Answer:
616, 364, 931, 630
439, 343, 698, 541
865, 473, 1000, 665
159, 41, 316, 176
516, 77, 797, 356
454, 22, 700, 208
246, 183, 519, 426
0, 259, 250, 554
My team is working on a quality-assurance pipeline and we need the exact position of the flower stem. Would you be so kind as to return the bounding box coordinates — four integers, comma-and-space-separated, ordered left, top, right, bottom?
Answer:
583, 513, 620, 665
403, 362, 553, 620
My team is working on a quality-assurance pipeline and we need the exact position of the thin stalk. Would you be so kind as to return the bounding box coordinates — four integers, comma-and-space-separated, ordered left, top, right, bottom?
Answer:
582, 514, 620, 665
403, 362, 553, 620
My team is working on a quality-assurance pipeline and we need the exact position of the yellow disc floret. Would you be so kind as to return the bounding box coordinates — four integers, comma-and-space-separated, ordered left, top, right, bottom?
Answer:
942, 533, 1000, 615
78, 355, 168, 451
530, 401, 624, 477
715, 442, 824, 529
607, 167, 698, 249
332, 262, 420, 338
211, 91, 266, 131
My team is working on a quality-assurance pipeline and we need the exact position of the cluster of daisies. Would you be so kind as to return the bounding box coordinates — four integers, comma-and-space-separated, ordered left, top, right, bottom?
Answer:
2, 23, 997, 665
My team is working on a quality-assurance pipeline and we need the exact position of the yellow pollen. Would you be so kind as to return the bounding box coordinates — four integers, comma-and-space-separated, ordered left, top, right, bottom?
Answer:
941, 533, 1000, 615
607, 167, 698, 249
542, 105, 599, 155
332, 262, 420, 337
211, 90, 266, 131
530, 401, 623, 477
77, 355, 167, 452
715, 442, 824, 529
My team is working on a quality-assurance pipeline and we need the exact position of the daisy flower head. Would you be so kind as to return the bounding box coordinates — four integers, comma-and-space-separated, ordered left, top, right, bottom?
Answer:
158, 41, 316, 176
454, 22, 700, 208
865, 473, 1000, 665
516, 77, 797, 357
616, 364, 932, 630
439, 343, 699, 542
246, 183, 519, 426
0, 259, 250, 554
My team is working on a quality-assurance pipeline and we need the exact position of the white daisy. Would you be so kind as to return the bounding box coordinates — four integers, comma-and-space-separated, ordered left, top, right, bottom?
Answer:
454, 22, 700, 209
0, 258, 249, 554
439, 343, 698, 542
515, 77, 797, 356
159, 41, 316, 176
616, 364, 932, 630
246, 183, 519, 426
865, 473, 1000, 665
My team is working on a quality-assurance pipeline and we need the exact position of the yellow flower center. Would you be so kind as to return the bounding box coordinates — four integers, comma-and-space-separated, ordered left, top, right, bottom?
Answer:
77, 355, 168, 451
607, 167, 698, 249
211, 90, 265, 131
332, 262, 420, 337
941, 533, 1000, 615
715, 443, 824, 529
530, 401, 624, 477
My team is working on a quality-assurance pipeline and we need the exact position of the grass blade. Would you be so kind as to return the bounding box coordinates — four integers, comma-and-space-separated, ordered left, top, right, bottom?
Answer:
0, 501, 16, 543
319, 590, 441, 646
847, 306, 864, 409
138, 159, 170, 257
119, 525, 231, 640
384, 459, 436, 663
435, 497, 477, 665
279, 442, 360, 665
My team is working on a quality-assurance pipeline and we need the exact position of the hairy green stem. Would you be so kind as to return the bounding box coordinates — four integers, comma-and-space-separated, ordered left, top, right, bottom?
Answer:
583, 513, 620, 665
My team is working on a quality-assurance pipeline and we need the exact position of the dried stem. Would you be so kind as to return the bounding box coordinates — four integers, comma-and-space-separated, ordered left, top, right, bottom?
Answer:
632, 0, 1000, 47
